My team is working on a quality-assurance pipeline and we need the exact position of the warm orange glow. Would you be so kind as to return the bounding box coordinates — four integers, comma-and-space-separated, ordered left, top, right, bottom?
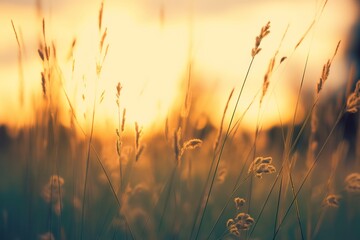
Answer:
0, 0, 357, 134
70, 10, 189, 129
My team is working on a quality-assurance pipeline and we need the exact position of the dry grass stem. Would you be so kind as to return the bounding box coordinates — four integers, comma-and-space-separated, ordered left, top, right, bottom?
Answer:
42, 18, 46, 41
136, 145, 145, 162
307, 107, 319, 168
116, 82, 122, 107
135, 122, 142, 149
121, 108, 126, 132
346, 64, 357, 97
165, 116, 169, 142
41, 73, 46, 98
98, 1, 104, 31
38, 49, 45, 61
100, 28, 107, 52
309, 41, 341, 166
295, 20, 315, 50
134, 122, 145, 161
41, 19, 50, 61
10, 21, 21, 53
51, 42, 57, 59
67, 38, 77, 60
11, 20, 25, 106
214, 88, 234, 151
116, 130, 121, 156
174, 127, 181, 162
99, 90, 105, 104
260, 57, 275, 104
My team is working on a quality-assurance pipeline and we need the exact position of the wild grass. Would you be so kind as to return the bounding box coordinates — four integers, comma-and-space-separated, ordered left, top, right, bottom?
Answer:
1, 1, 360, 240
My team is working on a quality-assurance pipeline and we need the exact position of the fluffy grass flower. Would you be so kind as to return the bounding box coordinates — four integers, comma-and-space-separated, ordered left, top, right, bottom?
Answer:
323, 194, 341, 207
248, 156, 276, 178
226, 198, 254, 237
234, 197, 246, 210
345, 172, 360, 193
41, 175, 65, 215
227, 212, 255, 236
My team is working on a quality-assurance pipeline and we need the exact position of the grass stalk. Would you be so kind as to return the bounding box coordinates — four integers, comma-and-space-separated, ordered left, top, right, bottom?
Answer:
194, 56, 255, 240
189, 88, 234, 239
11, 20, 24, 107
196, 23, 271, 237
157, 165, 178, 235
80, 86, 97, 240
206, 175, 251, 239
272, 107, 345, 239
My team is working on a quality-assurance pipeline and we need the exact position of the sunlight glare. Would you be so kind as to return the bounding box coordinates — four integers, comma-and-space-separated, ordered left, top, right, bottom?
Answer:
0, 0, 357, 135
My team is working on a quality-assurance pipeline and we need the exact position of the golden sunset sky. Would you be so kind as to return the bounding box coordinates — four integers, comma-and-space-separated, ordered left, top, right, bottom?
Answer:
0, 0, 357, 132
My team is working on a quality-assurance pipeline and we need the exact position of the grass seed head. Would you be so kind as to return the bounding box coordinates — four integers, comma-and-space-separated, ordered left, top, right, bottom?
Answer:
248, 156, 276, 178
182, 139, 202, 150
121, 108, 126, 132
178, 138, 202, 162
98, 1, 104, 31
324, 194, 341, 207
346, 80, 360, 113
234, 197, 246, 210
251, 21, 270, 57
345, 172, 360, 193
261, 56, 276, 104
227, 219, 235, 228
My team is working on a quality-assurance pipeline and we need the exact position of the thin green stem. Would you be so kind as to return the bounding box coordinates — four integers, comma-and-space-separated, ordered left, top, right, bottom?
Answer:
157, 166, 178, 236
249, 95, 319, 238
195, 57, 255, 239
80, 87, 97, 240
273, 176, 283, 236
272, 108, 345, 239
189, 152, 217, 239
206, 175, 251, 239
289, 171, 305, 240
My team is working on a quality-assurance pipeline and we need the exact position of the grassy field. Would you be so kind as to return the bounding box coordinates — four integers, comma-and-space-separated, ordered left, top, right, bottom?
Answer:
1, 1, 360, 239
